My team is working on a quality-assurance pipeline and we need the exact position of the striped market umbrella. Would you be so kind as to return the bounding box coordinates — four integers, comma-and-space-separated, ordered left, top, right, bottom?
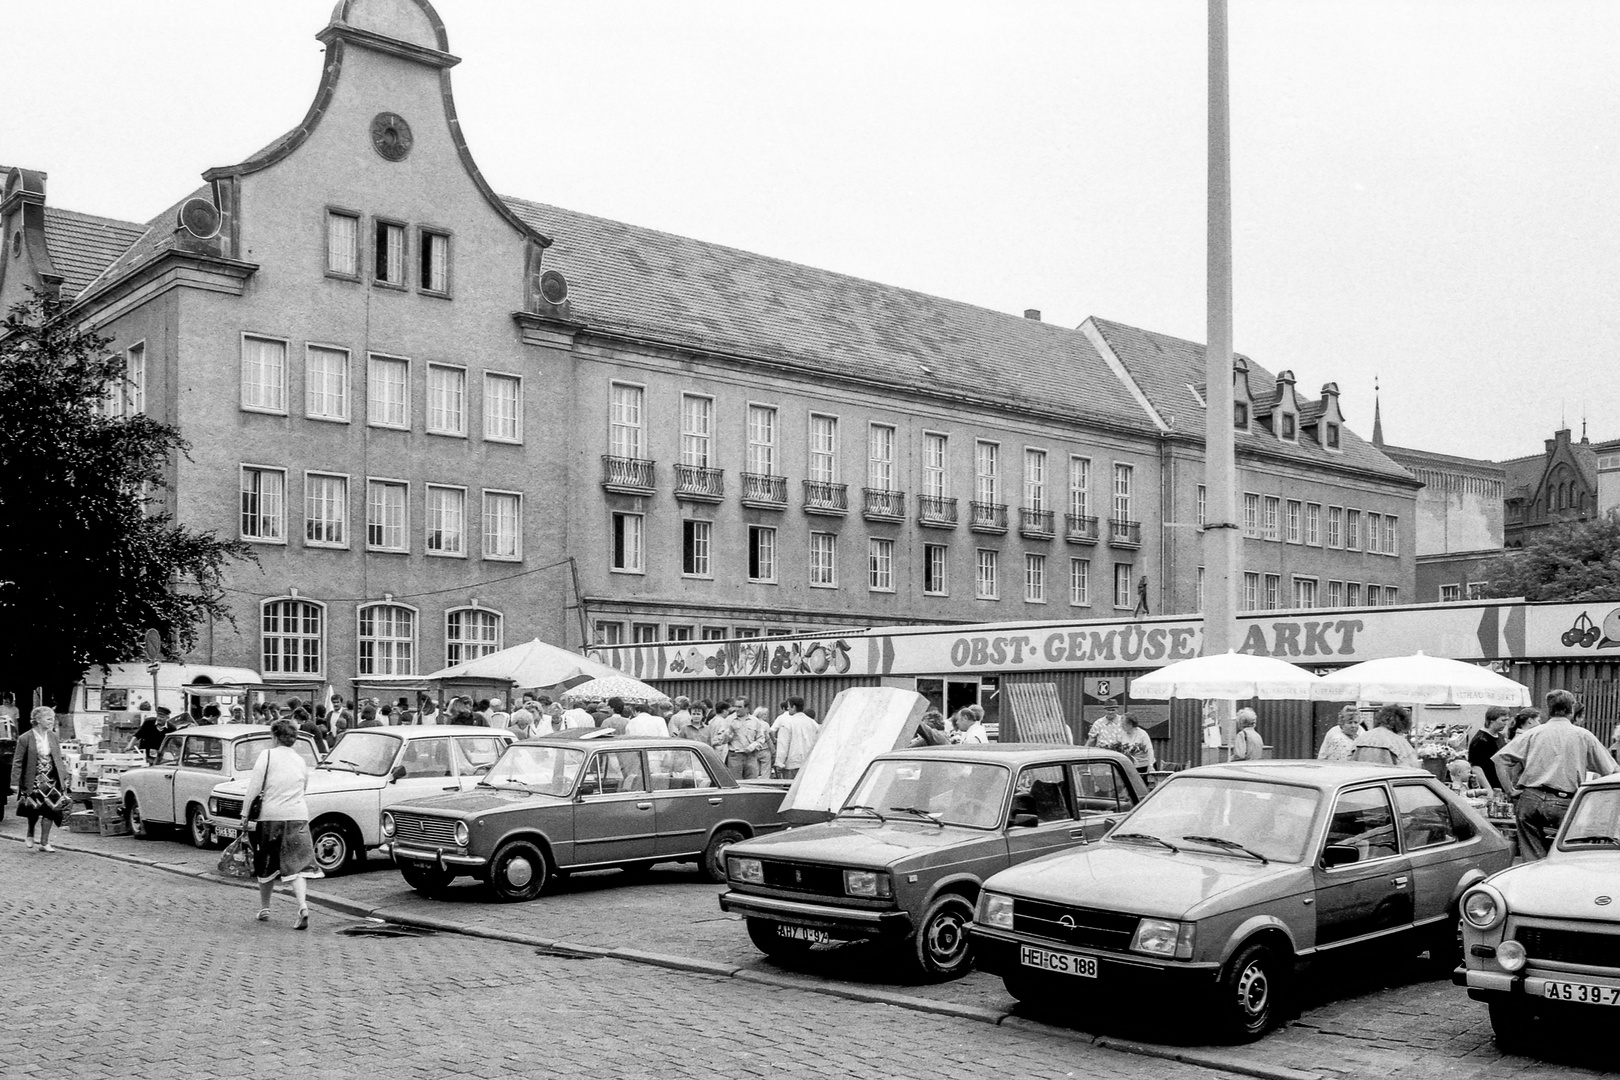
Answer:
557, 674, 671, 709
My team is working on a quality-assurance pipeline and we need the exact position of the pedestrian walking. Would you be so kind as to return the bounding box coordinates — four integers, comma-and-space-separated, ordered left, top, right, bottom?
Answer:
1494, 689, 1618, 860
773, 697, 820, 778
1317, 706, 1361, 761
749, 707, 774, 775
1469, 706, 1511, 789
241, 718, 322, 929
1352, 705, 1419, 767
626, 702, 669, 737
1229, 709, 1265, 761
13, 706, 70, 852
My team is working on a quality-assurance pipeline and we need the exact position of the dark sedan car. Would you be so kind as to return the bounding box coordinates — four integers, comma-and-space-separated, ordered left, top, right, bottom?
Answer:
386, 735, 790, 901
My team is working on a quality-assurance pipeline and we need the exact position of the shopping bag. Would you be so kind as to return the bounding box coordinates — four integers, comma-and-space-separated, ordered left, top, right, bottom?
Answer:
217, 834, 256, 879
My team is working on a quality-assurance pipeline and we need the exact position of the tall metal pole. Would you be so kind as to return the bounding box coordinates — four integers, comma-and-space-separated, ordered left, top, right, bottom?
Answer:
1203, 0, 1240, 756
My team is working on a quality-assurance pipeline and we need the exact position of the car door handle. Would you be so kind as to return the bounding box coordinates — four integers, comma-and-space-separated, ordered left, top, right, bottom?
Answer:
1069, 829, 1089, 839
709, 797, 723, 805
636, 802, 653, 810
1393, 876, 1409, 888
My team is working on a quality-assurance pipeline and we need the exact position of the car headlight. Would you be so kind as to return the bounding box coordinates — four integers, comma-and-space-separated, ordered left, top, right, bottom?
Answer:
729, 856, 764, 884
1130, 918, 1194, 960
453, 821, 469, 847
381, 812, 395, 839
843, 870, 892, 898
981, 893, 1015, 931
1462, 885, 1505, 930
208, 797, 220, 815
1495, 939, 1527, 972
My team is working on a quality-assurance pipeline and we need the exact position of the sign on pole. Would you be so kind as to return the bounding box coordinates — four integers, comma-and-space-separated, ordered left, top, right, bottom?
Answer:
144, 628, 163, 663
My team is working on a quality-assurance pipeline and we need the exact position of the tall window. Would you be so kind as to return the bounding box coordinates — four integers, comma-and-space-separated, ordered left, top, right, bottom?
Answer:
1025, 553, 1046, 602
1069, 558, 1090, 606
1197, 485, 1207, 526
1385, 585, 1399, 605
1345, 509, 1362, 551
241, 335, 286, 412
632, 624, 661, 644
1306, 503, 1321, 546
1328, 580, 1344, 607
326, 210, 359, 276
484, 374, 522, 442
1366, 513, 1382, 554
482, 491, 521, 560
304, 345, 348, 421
748, 526, 776, 582
1346, 581, 1362, 606
1112, 464, 1133, 522
1440, 584, 1460, 603
869, 538, 894, 592
975, 549, 999, 599
425, 486, 466, 555
1196, 566, 1206, 612
1024, 449, 1047, 510
1262, 496, 1280, 541
747, 405, 777, 475
809, 532, 836, 587
809, 415, 838, 482
1069, 457, 1091, 518
446, 608, 501, 664
924, 434, 949, 498
262, 599, 322, 675
1114, 564, 1134, 609
1383, 515, 1398, 555
240, 466, 286, 541
419, 229, 450, 293
596, 622, 626, 646
366, 480, 407, 552
1243, 493, 1261, 538
682, 520, 712, 576
610, 383, 644, 458
1366, 584, 1383, 606
1264, 574, 1281, 609
367, 355, 408, 428
611, 512, 643, 572
375, 220, 405, 285
681, 395, 713, 467
1243, 572, 1260, 611
1285, 500, 1302, 543
304, 473, 347, 547
1327, 506, 1343, 548
427, 364, 466, 436
868, 425, 896, 490
924, 544, 947, 595
358, 604, 415, 676
1293, 577, 1318, 609
975, 441, 999, 504
124, 343, 146, 416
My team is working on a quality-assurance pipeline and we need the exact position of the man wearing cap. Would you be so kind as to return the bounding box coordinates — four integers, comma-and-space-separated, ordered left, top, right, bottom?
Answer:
128, 707, 176, 764
1494, 689, 1618, 859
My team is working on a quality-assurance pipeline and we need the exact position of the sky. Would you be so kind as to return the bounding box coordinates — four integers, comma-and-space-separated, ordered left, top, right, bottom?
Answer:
4, 0, 1617, 462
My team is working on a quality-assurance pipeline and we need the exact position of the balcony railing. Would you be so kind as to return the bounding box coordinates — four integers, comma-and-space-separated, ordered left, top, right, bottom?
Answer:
917, 495, 958, 528
740, 472, 787, 509
1065, 514, 1100, 544
969, 501, 1008, 534
673, 464, 725, 502
862, 488, 906, 521
802, 480, 849, 516
1109, 518, 1142, 547
1019, 507, 1055, 539
602, 455, 655, 494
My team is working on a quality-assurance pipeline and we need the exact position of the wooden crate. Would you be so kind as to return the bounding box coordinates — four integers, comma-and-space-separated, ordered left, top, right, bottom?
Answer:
68, 810, 100, 834
99, 817, 131, 837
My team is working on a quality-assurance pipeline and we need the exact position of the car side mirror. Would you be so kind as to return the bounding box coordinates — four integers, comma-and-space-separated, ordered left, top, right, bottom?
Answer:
1321, 845, 1358, 869
1011, 813, 1039, 829
390, 765, 407, 783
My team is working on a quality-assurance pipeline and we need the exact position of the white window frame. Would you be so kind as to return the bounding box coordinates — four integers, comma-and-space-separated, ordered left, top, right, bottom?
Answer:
483, 372, 523, 444
303, 471, 348, 549
1346, 581, 1362, 606
923, 543, 948, 596
240, 333, 288, 414
1112, 463, 1133, 522
1440, 584, 1461, 603
365, 478, 409, 553
1324, 421, 1342, 452
481, 489, 522, 561
682, 519, 713, 578
1293, 576, 1319, 609
1384, 515, 1399, 556
1264, 573, 1282, 610
261, 597, 324, 677
924, 433, 950, 499
325, 208, 360, 278
1326, 505, 1343, 548
1196, 566, 1206, 612
1243, 493, 1261, 538
611, 512, 644, 574
1197, 485, 1207, 526
748, 525, 777, 583
1305, 502, 1321, 547
367, 353, 410, 430
1279, 410, 1298, 443
975, 549, 999, 600
681, 394, 714, 468
374, 218, 407, 287
426, 363, 468, 437
419, 227, 451, 295
595, 621, 626, 647
1024, 449, 1047, 511
1345, 508, 1362, 551
124, 341, 146, 416
1285, 500, 1302, 544
1069, 558, 1091, 607
868, 537, 895, 592
445, 607, 502, 666
975, 440, 1000, 505
424, 484, 467, 557
1243, 572, 1261, 612
809, 413, 839, 483
1327, 580, 1344, 607
357, 603, 417, 677
1263, 496, 1281, 542
1114, 563, 1134, 610
1367, 512, 1383, 555
610, 382, 646, 459
1069, 456, 1091, 518
1025, 553, 1046, 603
868, 424, 896, 491
1366, 584, 1384, 606
809, 532, 837, 588
747, 404, 777, 476
240, 465, 287, 543
304, 343, 350, 423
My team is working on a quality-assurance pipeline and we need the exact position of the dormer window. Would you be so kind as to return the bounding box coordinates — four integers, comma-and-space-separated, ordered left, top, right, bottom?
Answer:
1234, 401, 1249, 430
1324, 422, 1341, 451
1280, 412, 1297, 441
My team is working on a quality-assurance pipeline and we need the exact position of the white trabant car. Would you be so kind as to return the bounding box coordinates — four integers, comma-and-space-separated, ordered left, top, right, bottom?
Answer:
207, 725, 512, 875
121, 724, 320, 847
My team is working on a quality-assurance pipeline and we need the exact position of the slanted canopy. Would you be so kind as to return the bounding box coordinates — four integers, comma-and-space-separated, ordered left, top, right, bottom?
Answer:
1128, 650, 1322, 700
422, 638, 628, 690
1310, 652, 1531, 707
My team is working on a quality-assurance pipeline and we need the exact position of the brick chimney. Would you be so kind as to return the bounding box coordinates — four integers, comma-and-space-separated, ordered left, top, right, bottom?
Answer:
1023, 309, 1041, 321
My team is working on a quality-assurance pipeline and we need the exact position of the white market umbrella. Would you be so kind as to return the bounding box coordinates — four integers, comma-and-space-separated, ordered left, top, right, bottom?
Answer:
422, 638, 628, 689
558, 674, 670, 709
1128, 650, 1322, 700
1309, 651, 1530, 707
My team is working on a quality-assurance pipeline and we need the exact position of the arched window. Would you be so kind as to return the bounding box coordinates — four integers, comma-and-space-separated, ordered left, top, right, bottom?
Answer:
446, 607, 502, 666
262, 597, 324, 676
359, 603, 416, 675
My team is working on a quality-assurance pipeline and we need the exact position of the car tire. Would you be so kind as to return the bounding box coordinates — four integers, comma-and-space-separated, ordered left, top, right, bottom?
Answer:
398, 859, 457, 897
746, 917, 814, 959
701, 827, 747, 884
310, 819, 357, 876
1214, 941, 1284, 1043
908, 894, 977, 980
487, 840, 550, 902
186, 805, 215, 849
1488, 998, 1536, 1054
126, 795, 158, 840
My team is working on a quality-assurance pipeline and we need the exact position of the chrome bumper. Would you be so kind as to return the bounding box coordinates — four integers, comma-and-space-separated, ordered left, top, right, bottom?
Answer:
718, 890, 911, 938
391, 841, 488, 869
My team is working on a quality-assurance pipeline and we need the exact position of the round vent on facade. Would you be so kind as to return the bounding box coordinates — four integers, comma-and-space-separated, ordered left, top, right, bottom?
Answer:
177, 198, 222, 240
539, 269, 569, 305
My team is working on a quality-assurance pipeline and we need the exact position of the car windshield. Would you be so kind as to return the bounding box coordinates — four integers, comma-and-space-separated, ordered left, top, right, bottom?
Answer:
1561, 787, 1620, 847
1112, 777, 1321, 864
842, 759, 1010, 830
233, 736, 317, 771
482, 744, 588, 796
322, 731, 402, 776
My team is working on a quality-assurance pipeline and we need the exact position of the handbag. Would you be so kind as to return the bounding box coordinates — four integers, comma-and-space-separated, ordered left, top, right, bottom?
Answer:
245, 749, 275, 829
217, 834, 255, 879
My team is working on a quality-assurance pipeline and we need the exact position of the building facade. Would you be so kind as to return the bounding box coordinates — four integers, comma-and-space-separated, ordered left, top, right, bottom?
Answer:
1502, 427, 1620, 547
1377, 442, 1505, 602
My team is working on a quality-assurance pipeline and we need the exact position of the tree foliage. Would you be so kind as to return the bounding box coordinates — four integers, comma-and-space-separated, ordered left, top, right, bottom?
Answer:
0, 291, 252, 707
1479, 514, 1620, 602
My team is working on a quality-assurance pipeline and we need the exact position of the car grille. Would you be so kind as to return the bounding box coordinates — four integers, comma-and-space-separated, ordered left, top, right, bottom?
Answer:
1012, 899, 1141, 952
760, 860, 847, 898
214, 797, 243, 820
1518, 926, 1620, 968
392, 813, 460, 846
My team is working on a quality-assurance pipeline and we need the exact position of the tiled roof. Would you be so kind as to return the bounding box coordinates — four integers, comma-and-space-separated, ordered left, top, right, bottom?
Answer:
502, 198, 1157, 432
78, 186, 210, 298
1380, 443, 1505, 476
41, 208, 146, 297
1088, 317, 1415, 483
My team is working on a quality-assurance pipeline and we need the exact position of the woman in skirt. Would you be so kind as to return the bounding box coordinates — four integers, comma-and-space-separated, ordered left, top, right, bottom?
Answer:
240, 718, 321, 929
12, 706, 70, 852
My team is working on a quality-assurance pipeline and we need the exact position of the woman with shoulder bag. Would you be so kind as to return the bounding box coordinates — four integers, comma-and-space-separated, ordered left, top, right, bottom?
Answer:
12, 706, 71, 852
240, 718, 321, 929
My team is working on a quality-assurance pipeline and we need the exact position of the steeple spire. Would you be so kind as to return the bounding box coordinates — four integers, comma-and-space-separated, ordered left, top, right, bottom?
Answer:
1372, 376, 1384, 448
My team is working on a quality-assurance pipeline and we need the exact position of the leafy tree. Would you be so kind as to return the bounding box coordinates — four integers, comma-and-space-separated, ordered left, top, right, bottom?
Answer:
1479, 514, 1620, 602
0, 291, 252, 710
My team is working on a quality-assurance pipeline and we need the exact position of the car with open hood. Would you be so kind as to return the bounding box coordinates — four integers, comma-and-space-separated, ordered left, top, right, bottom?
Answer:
207, 725, 512, 874
1455, 772, 1620, 1052
970, 761, 1512, 1041
385, 735, 790, 901
718, 744, 1147, 979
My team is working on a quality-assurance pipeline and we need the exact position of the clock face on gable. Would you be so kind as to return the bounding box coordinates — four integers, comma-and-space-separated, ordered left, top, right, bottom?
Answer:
370, 112, 414, 162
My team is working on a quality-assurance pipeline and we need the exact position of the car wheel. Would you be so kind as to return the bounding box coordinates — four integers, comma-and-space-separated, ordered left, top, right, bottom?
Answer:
746, 917, 814, 959
1488, 998, 1537, 1054
487, 840, 550, 902
909, 894, 977, 980
126, 795, 156, 840
398, 859, 457, 897
310, 819, 356, 876
186, 805, 215, 849
702, 827, 747, 884
1215, 941, 1284, 1043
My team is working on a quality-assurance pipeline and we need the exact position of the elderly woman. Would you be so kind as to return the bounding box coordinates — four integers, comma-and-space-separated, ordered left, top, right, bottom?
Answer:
1118, 713, 1155, 773
240, 718, 320, 929
12, 706, 70, 852
1352, 704, 1420, 767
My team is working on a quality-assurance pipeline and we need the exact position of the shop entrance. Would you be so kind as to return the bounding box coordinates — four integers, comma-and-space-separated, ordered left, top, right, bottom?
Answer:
914, 677, 1001, 735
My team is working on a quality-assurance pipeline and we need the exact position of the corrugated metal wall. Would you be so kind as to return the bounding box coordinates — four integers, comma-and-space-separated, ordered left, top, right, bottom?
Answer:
650, 676, 873, 720
1510, 660, 1620, 748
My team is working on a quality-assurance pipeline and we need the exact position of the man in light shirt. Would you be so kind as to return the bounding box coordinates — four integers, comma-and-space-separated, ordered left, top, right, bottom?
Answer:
560, 700, 596, 730
625, 704, 669, 738
772, 697, 819, 778
1494, 688, 1618, 859
952, 709, 990, 745
668, 696, 695, 740
1316, 706, 1361, 761
1229, 708, 1265, 761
